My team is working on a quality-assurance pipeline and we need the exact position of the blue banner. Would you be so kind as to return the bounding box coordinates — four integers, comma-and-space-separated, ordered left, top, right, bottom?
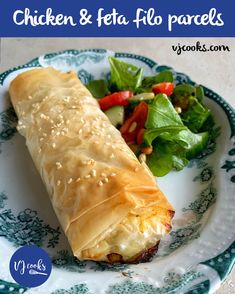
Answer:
0, 0, 234, 37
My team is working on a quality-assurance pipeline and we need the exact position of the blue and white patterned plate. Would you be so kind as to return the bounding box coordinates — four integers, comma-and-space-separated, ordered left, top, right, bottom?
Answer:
0, 49, 235, 294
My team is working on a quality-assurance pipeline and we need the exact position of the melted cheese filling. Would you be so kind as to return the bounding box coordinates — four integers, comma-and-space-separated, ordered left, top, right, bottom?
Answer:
80, 210, 169, 262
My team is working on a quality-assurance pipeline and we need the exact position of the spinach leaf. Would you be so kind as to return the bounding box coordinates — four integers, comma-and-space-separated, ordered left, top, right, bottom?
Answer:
86, 79, 109, 98
181, 96, 211, 133
109, 57, 143, 92
143, 93, 209, 176
146, 130, 208, 176
171, 84, 210, 132
146, 139, 188, 177
145, 94, 183, 129
173, 84, 196, 97
144, 127, 209, 158
142, 71, 173, 87
184, 131, 209, 159
160, 128, 208, 150
136, 70, 173, 93
171, 84, 196, 111
162, 129, 208, 157
195, 85, 204, 102
143, 126, 185, 147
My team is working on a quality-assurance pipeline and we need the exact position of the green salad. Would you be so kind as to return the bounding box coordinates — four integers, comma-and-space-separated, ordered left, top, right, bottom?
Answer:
86, 57, 212, 177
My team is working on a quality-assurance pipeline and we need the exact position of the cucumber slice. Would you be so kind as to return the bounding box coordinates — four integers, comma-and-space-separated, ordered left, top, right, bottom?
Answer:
129, 93, 154, 104
104, 106, 124, 127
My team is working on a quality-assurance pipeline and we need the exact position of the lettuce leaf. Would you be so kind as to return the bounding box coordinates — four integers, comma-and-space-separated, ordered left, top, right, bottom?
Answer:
109, 57, 143, 92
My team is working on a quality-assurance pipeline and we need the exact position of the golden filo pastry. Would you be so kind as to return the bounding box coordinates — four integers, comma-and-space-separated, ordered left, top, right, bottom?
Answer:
9, 67, 174, 263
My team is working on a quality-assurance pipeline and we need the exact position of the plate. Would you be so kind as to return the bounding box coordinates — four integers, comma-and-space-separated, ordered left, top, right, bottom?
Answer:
0, 49, 235, 294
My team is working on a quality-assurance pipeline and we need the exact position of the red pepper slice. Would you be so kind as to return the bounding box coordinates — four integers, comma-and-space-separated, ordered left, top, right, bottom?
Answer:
137, 128, 145, 145
120, 102, 148, 143
99, 91, 133, 111
152, 82, 174, 96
